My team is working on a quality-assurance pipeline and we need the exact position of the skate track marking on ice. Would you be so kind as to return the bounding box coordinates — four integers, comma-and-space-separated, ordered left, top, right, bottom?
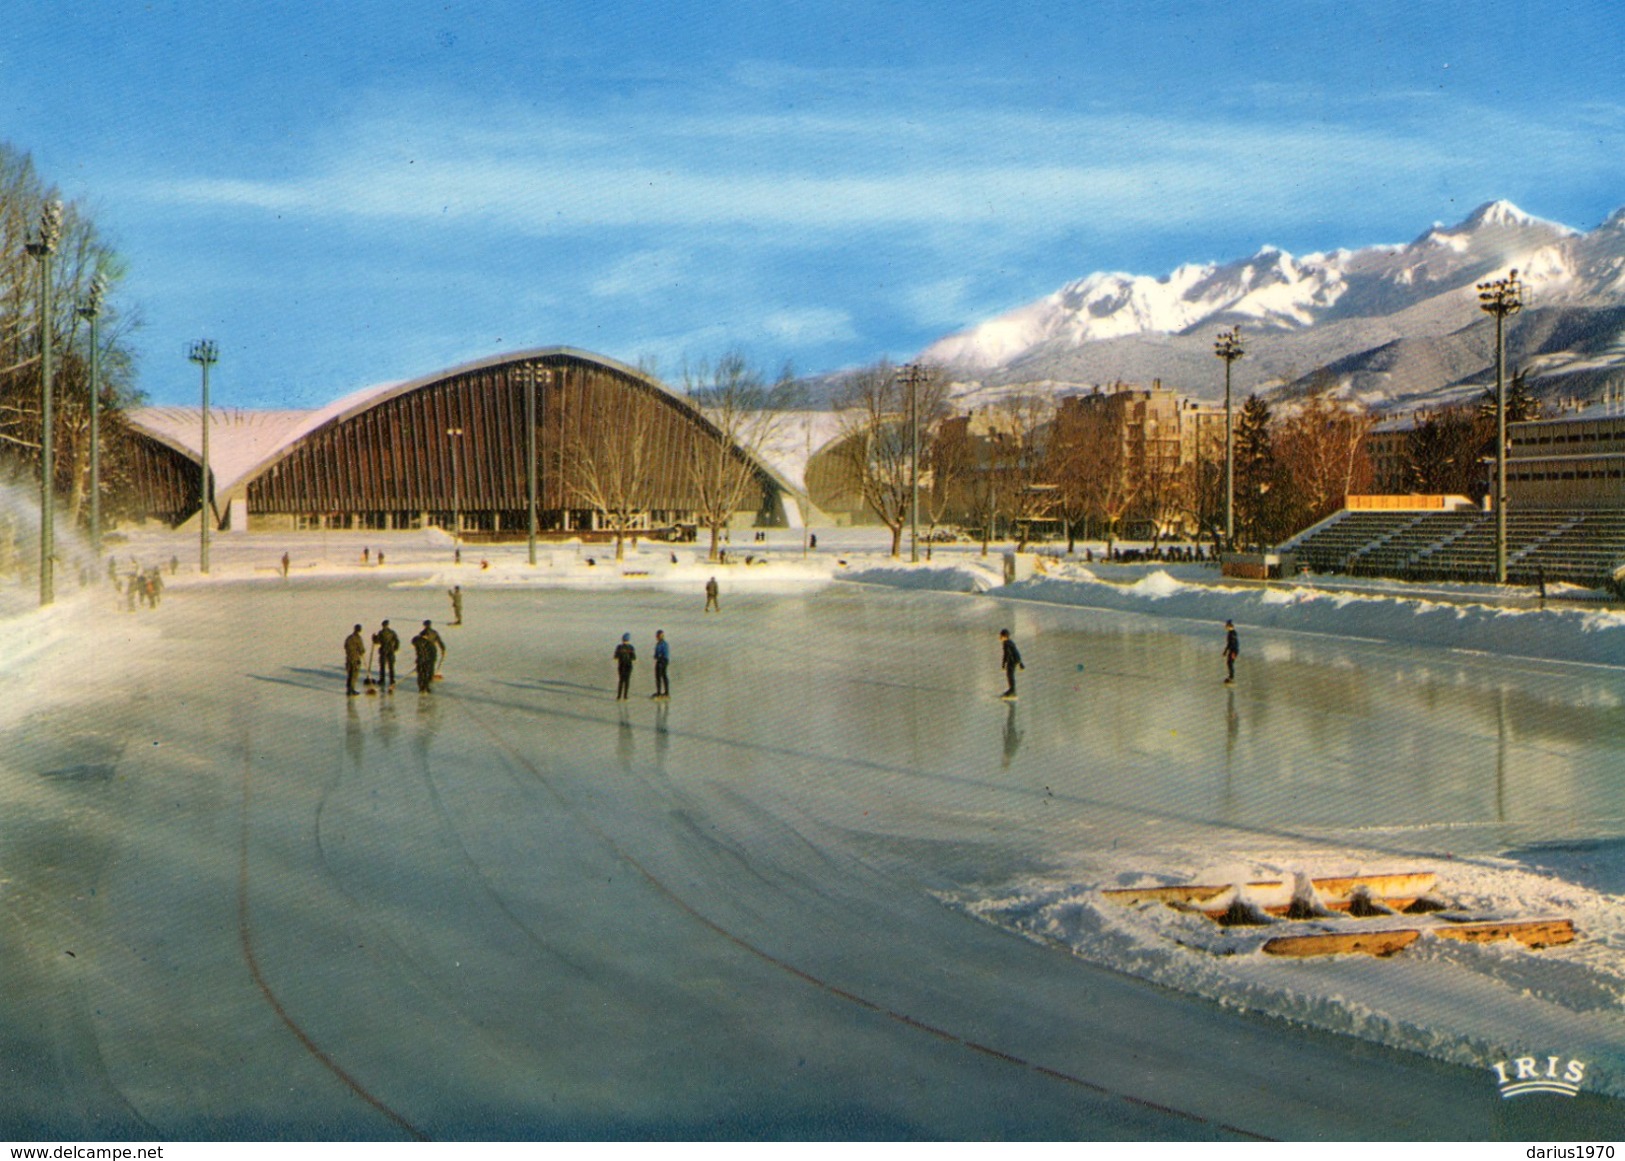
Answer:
237, 725, 430, 1141
452, 696, 1272, 1141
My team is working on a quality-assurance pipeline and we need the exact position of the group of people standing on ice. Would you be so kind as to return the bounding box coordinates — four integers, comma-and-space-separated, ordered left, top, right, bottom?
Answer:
338, 570, 1241, 702
344, 618, 448, 696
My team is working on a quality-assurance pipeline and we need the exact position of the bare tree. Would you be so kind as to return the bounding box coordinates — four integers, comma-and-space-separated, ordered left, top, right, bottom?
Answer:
1273, 391, 1375, 533
0, 143, 142, 524
562, 384, 662, 561
922, 410, 972, 558
834, 361, 951, 557
681, 350, 801, 561
987, 394, 1055, 550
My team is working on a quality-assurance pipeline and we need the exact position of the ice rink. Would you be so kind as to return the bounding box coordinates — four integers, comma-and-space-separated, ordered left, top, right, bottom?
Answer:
4, 560, 1624, 1140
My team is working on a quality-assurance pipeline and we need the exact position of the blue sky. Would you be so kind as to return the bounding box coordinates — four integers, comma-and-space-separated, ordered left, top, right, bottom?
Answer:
5, 1, 1623, 408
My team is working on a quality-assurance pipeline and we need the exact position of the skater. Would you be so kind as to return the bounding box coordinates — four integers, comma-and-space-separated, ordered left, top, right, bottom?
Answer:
372, 619, 400, 687
652, 630, 670, 699
344, 624, 366, 696
148, 568, 164, 607
1223, 620, 1240, 684
704, 576, 720, 613
280, 551, 290, 578
363, 546, 370, 565
411, 625, 440, 693
998, 628, 1024, 699
449, 584, 463, 625
613, 633, 636, 700
125, 568, 139, 612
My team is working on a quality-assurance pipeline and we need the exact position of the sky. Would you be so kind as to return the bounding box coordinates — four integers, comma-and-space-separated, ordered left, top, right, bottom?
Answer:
4, 1, 1623, 409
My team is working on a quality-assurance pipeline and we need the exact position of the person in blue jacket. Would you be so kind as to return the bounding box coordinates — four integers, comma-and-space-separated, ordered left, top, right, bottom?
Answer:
1223, 620, 1240, 684
652, 629, 671, 698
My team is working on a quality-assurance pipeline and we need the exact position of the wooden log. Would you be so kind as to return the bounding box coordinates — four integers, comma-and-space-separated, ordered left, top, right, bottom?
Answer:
1262, 929, 1423, 958
1101, 881, 1280, 907
1433, 917, 1575, 949
1310, 872, 1435, 908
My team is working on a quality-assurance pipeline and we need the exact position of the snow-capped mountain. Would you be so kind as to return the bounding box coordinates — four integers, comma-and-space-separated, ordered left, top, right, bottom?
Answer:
920, 201, 1625, 412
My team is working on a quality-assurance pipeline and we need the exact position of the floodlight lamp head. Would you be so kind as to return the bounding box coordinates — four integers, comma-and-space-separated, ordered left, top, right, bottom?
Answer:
189, 339, 219, 366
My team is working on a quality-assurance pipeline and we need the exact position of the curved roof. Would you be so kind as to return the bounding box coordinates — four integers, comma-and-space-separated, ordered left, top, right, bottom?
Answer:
127, 346, 801, 504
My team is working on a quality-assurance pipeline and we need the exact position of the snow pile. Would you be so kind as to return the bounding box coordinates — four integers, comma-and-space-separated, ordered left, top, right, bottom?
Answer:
1007, 569, 1625, 666
841, 559, 999, 593
944, 840, 1625, 1097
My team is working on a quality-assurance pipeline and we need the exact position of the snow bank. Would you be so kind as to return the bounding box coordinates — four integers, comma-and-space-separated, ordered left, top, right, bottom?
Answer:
944, 838, 1625, 1097
841, 559, 999, 593
1022, 567, 1624, 667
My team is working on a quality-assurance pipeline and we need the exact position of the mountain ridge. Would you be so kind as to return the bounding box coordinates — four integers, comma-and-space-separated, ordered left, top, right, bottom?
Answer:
918, 200, 1625, 413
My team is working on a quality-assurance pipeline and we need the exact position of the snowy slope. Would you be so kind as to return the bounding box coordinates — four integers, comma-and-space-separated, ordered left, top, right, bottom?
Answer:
921, 201, 1625, 410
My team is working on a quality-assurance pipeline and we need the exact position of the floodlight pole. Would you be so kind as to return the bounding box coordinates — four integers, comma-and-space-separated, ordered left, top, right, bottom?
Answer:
1477, 270, 1523, 585
1213, 326, 1245, 551
79, 275, 107, 566
25, 201, 62, 606
189, 340, 219, 574
526, 366, 539, 566
447, 426, 465, 542
904, 362, 921, 563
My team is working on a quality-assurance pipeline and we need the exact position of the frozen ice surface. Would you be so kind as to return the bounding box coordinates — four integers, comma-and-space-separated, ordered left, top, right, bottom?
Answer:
0, 529, 1622, 1140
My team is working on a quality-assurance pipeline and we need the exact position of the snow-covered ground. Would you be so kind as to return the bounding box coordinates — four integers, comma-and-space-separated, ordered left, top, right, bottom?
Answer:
1, 521, 1622, 1139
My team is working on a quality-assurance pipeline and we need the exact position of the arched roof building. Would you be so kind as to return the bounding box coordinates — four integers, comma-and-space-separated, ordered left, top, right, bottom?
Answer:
125, 348, 801, 535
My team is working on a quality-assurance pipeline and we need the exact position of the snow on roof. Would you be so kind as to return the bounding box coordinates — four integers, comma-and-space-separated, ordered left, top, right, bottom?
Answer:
126, 406, 315, 492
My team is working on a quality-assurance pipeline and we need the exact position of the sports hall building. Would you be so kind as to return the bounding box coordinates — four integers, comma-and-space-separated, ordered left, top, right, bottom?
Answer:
121, 348, 803, 538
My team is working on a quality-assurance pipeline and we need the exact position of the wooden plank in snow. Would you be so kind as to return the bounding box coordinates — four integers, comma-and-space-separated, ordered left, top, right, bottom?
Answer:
1261, 929, 1423, 958
1433, 917, 1575, 948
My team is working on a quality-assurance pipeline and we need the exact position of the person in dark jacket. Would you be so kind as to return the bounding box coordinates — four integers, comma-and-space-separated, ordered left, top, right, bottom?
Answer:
651, 630, 670, 699
372, 619, 400, 688
1223, 620, 1240, 684
704, 576, 720, 612
344, 624, 366, 696
613, 633, 637, 700
999, 629, 1024, 699
411, 626, 440, 693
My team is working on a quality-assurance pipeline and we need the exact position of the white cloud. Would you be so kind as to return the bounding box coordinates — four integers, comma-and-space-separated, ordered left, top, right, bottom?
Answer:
589, 248, 691, 298
761, 307, 855, 345
129, 93, 1552, 244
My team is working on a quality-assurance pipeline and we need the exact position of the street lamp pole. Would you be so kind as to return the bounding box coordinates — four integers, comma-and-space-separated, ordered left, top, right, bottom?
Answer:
189, 340, 218, 574
25, 201, 63, 606
1213, 326, 1245, 551
526, 367, 539, 566
79, 274, 107, 567
1477, 270, 1524, 585
904, 362, 921, 563
447, 426, 465, 542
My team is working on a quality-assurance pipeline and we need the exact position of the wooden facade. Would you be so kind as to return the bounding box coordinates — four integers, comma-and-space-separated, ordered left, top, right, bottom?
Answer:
127, 350, 788, 533
114, 422, 204, 526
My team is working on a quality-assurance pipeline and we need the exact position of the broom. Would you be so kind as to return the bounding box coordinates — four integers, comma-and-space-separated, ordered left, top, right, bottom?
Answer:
364, 643, 378, 694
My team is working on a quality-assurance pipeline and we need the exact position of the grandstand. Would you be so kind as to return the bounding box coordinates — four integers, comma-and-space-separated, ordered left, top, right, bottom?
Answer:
1284, 503, 1625, 591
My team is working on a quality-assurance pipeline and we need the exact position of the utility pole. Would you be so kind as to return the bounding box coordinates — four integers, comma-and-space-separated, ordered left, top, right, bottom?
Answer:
1478, 270, 1524, 585
1213, 327, 1245, 551
25, 201, 63, 606
189, 341, 219, 574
